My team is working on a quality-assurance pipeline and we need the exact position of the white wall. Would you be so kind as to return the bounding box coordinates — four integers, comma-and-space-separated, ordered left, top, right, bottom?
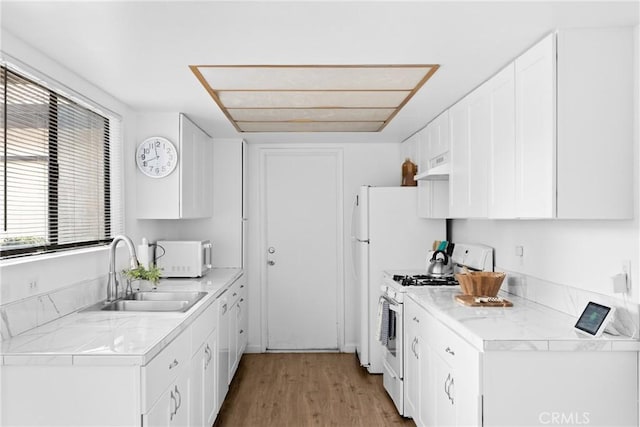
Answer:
0, 31, 134, 305
244, 142, 402, 352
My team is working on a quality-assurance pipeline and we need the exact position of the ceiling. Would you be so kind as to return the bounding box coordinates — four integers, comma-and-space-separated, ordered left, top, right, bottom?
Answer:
1, 1, 638, 144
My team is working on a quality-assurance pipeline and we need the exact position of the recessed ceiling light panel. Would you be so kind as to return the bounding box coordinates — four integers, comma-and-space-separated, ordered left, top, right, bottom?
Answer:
190, 64, 439, 132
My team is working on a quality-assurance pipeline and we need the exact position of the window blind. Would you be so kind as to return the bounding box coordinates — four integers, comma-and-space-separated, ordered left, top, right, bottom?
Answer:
0, 66, 118, 257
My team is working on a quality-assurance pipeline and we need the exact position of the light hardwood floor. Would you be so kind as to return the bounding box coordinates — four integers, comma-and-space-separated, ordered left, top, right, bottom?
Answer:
214, 353, 415, 427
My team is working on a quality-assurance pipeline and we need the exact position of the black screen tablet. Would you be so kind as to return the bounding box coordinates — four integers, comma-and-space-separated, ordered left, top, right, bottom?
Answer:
574, 301, 614, 337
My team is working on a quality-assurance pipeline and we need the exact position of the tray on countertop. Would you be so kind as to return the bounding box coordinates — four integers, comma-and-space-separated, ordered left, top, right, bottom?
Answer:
455, 294, 513, 307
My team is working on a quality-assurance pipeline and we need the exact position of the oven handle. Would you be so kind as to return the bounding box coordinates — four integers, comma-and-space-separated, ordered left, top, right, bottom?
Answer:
381, 295, 401, 311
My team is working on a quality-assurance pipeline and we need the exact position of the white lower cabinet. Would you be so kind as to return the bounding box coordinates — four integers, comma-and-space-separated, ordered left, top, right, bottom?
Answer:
403, 295, 423, 421
404, 296, 637, 427
1, 276, 247, 427
145, 369, 190, 427
189, 330, 218, 427
229, 274, 248, 381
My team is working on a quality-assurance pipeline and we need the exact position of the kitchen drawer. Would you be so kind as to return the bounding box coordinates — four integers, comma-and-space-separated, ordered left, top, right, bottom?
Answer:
190, 300, 219, 356
226, 276, 244, 307
405, 296, 426, 327
142, 329, 190, 412
426, 314, 477, 367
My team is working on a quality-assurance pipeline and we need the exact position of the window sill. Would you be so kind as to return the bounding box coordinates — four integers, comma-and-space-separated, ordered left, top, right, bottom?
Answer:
0, 245, 110, 268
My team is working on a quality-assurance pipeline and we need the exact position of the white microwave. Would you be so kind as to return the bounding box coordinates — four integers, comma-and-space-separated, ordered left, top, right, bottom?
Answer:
155, 240, 212, 278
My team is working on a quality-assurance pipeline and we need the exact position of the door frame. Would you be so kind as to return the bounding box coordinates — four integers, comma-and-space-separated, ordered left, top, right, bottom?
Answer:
258, 147, 345, 352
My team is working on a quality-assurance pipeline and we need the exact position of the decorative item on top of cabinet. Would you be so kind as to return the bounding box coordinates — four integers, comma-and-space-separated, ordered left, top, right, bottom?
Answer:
135, 113, 213, 219
401, 158, 418, 186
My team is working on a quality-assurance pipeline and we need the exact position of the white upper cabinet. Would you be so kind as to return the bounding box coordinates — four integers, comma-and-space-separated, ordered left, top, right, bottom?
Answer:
514, 28, 634, 219
487, 64, 516, 219
448, 98, 470, 218
514, 33, 557, 218
416, 120, 450, 219
446, 27, 633, 220
180, 114, 214, 218
210, 139, 247, 268
555, 28, 634, 219
466, 81, 490, 218
136, 113, 213, 219
449, 84, 490, 219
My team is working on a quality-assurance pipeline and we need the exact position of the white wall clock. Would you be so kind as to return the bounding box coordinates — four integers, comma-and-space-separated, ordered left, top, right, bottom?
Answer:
136, 136, 178, 178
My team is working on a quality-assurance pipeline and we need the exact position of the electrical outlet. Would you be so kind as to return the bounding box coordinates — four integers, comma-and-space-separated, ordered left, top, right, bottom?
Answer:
622, 260, 631, 292
515, 246, 524, 257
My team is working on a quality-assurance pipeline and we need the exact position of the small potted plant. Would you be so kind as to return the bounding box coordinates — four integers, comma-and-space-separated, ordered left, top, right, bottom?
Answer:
122, 265, 163, 292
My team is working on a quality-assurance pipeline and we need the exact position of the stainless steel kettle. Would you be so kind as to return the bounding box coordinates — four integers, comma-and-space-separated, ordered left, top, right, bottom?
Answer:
427, 250, 453, 277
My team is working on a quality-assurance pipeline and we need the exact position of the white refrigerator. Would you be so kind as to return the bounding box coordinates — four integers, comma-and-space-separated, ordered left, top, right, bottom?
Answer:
351, 186, 445, 374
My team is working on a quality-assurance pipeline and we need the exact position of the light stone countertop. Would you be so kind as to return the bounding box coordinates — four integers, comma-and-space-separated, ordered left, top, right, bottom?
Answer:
408, 287, 640, 352
0, 268, 242, 366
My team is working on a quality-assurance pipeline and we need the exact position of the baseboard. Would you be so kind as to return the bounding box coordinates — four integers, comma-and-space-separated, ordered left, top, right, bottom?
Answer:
245, 344, 263, 353
245, 344, 357, 354
341, 343, 356, 353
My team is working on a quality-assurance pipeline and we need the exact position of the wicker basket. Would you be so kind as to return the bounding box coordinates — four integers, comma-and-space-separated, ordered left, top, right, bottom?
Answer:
455, 272, 506, 297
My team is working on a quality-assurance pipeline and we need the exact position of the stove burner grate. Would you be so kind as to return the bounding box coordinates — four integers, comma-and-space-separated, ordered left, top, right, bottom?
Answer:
392, 274, 458, 287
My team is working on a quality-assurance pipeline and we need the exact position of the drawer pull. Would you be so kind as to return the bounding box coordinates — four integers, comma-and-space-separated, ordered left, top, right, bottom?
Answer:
168, 359, 179, 369
445, 346, 455, 356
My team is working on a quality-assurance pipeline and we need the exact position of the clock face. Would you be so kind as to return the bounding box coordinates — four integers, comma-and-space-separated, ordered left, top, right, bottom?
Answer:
136, 137, 178, 178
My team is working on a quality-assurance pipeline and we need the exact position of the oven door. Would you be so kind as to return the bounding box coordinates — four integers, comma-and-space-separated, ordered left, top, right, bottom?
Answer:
381, 294, 405, 415
382, 295, 403, 380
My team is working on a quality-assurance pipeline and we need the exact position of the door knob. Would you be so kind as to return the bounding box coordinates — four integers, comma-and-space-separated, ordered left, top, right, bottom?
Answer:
268, 247, 276, 254
267, 260, 276, 266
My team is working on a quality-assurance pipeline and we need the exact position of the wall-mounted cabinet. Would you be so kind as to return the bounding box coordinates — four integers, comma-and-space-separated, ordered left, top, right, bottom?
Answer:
211, 139, 247, 268
136, 113, 213, 219
416, 112, 450, 219
449, 81, 490, 219
418, 27, 633, 220
514, 29, 633, 219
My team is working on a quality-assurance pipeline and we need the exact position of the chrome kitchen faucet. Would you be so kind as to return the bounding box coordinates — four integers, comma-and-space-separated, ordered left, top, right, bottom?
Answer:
106, 235, 140, 302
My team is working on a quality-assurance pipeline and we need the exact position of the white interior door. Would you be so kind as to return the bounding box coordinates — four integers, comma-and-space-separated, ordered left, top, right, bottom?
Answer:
263, 149, 342, 350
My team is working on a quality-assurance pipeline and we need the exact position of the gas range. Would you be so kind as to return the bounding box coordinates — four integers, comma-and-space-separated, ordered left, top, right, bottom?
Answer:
391, 274, 458, 287
382, 270, 459, 303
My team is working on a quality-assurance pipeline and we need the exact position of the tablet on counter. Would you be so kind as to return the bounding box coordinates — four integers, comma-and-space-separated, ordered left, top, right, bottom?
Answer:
574, 301, 615, 337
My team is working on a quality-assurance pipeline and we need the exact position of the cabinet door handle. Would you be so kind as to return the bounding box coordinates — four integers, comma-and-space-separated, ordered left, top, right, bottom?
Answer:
449, 377, 455, 405
413, 316, 420, 323
222, 303, 228, 314
168, 359, 179, 369
240, 329, 244, 334
411, 337, 416, 356
174, 385, 182, 411
233, 292, 237, 297
204, 345, 211, 368
444, 373, 451, 399
415, 338, 419, 360
445, 346, 455, 356
170, 390, 177, 420
240, 298, 244, 303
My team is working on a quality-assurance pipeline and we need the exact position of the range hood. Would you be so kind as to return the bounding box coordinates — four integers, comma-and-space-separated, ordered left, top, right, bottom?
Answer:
415, 152, 450, 181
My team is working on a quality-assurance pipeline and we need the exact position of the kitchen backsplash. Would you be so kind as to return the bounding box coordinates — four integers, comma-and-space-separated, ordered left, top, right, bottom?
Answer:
0, 277, 106, 341
501, 269, 639, 338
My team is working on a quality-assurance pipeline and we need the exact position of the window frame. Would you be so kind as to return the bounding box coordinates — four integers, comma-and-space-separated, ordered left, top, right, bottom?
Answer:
0, 66, 113, 259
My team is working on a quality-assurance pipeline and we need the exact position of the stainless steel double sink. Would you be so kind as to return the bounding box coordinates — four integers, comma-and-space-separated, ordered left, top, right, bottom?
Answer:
84, 291, 207, 313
